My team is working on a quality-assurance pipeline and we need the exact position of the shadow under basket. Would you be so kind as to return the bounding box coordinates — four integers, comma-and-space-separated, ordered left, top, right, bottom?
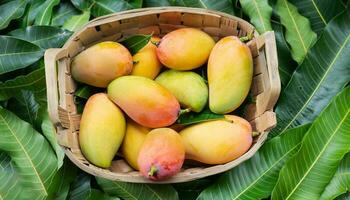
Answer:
44, 7, 281, 183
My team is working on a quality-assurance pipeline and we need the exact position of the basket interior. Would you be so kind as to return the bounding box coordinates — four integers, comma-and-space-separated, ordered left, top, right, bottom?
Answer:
54, 8, 277, 183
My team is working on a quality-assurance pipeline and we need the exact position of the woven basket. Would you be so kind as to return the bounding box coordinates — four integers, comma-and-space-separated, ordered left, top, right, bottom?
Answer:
44, 7, 281, 183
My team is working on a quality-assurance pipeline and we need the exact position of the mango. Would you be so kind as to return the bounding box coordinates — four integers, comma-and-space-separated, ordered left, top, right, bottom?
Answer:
155, 70, 208, 112
121, 120, 149, 170
208, 36, 253, 114
179, 115, 252, 164
131, 37, 162, 79
138, 128, 185, 180
156, 28, 215, 70
71, 41, 133, 87
79, 93, 126, 168
107, 76, 180, 128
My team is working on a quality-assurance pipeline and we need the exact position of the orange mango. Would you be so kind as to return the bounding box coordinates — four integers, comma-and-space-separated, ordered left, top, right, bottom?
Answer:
180, 115, 252, 164
138, 128, 185, 180
79, 93, 126, 168
156, 28, 215, 70
131, 37, 162, 79
208, 36, 253, 114
107, 76, 180, 128
71, 41, 133, 87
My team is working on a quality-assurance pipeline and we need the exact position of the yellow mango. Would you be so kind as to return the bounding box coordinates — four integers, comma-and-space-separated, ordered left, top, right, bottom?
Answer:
157, 28, 215, 70
208, 36, 253, 114
131, 37, 162, 79
179, 115, 252, 164
79, 93, 126, 168
71, 41, 133, 87
121, 120, 149, 170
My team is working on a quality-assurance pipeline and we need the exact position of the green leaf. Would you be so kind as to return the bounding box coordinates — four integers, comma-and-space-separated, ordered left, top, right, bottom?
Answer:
275, 0, 317, 64
97, 177, 179, 200
0, 67, 46, 101
0, 36, 44, 75
0, 0, 27, 30
0, 107, 58, 199
144, 0, 171, 7
172, 0, 235, 15
176, 108, 225, 126
91, 0, 134, 17
47, 159, 77, 200
6, 90, 39, 125
272, 87, 350, 199
289, 0, 345, 35
320, 154, 350, 200
271, 20, 297, 88
271, 11, 350, 137
128, 0, 143, 8
34, 0, 60, 25
63, 11, 90, 32
68, 173, 119, 200
9, 26, 72, 49
120, 34, 152, 55
52, 2, 80, 26
75, 85, 103, 99
197, 124, 310, 200
173, 178, 217, 200
239, 0, 273, 33
27, 0, 46, 25
39, 109, 65, 169
71, 0, 93, 11
336, 193, 350, 200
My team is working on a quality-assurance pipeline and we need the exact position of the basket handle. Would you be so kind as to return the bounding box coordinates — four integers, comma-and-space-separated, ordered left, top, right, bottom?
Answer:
262, 31, 281, 110
44, 48, 67, 125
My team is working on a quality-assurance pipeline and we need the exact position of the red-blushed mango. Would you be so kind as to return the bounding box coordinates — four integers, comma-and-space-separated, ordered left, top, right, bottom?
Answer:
131, 37, 162, 79
208, 36, 253, 114
107, 76, 180, 128
71, 41, 133, 87
156, 28, 215, 70
179, 115, 252, 164
138, 128, 185, 180
79, 93, 126, 168
121, 120, 149, 170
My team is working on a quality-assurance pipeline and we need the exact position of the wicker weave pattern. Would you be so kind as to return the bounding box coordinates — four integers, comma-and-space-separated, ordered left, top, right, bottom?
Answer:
44, 7, 280, 183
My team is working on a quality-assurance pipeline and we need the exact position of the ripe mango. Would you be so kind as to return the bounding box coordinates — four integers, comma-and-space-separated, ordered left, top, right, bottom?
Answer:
71, 41, 133, 87
138, 128, 185, 180
179, 115, 252, 164
79, 93, 126, 168
157, 28, 215, 70
155, 70, 208, 112
121, 120, 149, 170
208, 36, 253, 114
131, 37, 162, 79
107, 76, 180, 128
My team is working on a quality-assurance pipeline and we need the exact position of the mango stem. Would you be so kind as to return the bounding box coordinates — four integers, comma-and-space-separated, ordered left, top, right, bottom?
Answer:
148, 165, 158, 177
252, 131, 260, 137
240, 30, 254, 42
151, 41, 160, 47
179, 108, 191, 116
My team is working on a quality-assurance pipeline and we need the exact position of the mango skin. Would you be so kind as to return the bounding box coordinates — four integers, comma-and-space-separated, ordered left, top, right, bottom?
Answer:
155, 70, 208, 112
157, 28, 215, 70
208, 36, 253, 114
121, 120, 149, 170
79, 93, 126, 168
71, 41, 133, 88
131, 37, 162, 79
107, 76, 180, 128
179, 115, 252, 164
138, 128, 185, 180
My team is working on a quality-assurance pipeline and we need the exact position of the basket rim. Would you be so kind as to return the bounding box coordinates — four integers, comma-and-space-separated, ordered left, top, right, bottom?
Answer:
45, 7, 280, 183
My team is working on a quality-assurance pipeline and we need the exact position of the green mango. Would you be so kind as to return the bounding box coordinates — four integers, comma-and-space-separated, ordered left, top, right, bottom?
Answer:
155, 70, 208, 112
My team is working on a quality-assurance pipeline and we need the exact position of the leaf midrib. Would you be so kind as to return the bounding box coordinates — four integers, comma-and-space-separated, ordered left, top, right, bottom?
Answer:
310, 0, 326, 25
282, 0, 307, 53
252, 0, 267, 32
232, 143, 300, 200
281, 33, 350, 133
0, 112, 47, 196
0, 73, 44, 90
285, 108, 350, 199
66, 12, 89, 31
0, 50, 43, 57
